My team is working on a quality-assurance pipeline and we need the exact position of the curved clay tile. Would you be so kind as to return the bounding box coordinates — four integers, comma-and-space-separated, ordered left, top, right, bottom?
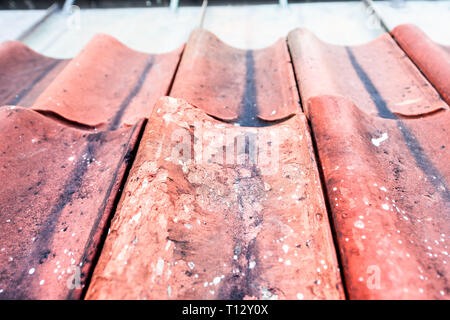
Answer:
0, 106, 142, 299
0, 41, 68, 107
287, 28, 448, 118
32, 34, 183, 129
85, 97, 344, 300
391, 24, 450, 106
170, 29, 299, 125
308, 96, 450, 299
289, 28, 450, 299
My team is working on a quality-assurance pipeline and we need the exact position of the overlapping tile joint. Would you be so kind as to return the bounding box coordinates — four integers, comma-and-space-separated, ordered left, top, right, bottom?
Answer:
0, 23, 449, 300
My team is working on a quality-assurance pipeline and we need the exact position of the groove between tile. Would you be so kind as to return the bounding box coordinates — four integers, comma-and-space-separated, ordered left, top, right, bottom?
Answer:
286, 37, 350, 300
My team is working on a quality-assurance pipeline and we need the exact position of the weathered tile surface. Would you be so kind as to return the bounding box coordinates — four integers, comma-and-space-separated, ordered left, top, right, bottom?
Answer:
0, 41, 68, 107
0, 107, 142, 299
391, 24, 450, 105
288, 29, 448, 118
289, 28, 450, 299
32, 34, 183, 128
170, 29, 299, 123
1, 21, 449, 300
85, 97, 344, 300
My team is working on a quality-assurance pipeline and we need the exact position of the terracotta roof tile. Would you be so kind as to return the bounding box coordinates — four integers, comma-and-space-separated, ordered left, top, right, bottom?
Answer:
288, 28, 448, 118
0, 107, 142, 299
85, 97, 344, 300
170, 29, 299, 124
32, 34, 183, 129
0, 41, 68, 107
289, 28, 450, 299
391, 24, 450, 105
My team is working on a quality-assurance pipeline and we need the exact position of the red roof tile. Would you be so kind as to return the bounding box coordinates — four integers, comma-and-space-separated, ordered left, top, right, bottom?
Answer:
289, 28, 450, 299
288, 29, 448, 118
85, 97, 344, 300
0, 41, 68, 107
170, 29, 299, 123
391, 24, 450, 106
0, 107, 142, 299
32, 34, 183, 129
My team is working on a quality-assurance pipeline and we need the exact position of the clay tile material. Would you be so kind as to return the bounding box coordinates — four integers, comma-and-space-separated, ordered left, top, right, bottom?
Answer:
391, 24, 450, 105
0, 106, 142, 299
170, 28, 299, 124
32, 34, 183, 129
0, 41, 68, 107
287, 28, 448, 118
288, 29, 450, 299
85, 97, 344, 300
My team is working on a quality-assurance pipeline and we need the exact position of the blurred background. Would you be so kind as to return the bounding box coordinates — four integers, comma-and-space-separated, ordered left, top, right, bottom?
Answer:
0, 0, 449, 56
0, 1, 382, 9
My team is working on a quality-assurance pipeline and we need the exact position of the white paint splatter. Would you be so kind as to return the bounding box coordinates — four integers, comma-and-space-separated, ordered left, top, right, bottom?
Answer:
213, 277, 221, 285
371, 133, 388, 147
130, 211, 141, 223
354, 220, 365, 229
156, 258, 164, 276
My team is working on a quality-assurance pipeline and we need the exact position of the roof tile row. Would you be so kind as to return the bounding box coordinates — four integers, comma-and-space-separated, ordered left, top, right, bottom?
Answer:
0, 24, 448, 299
